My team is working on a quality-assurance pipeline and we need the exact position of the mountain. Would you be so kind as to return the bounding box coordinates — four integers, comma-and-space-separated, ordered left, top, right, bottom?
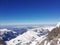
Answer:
0, 25, 29, 34
0, 29, 18, 41
7, 27, 27, 34
0, 24, 56, 45
0, 39, 6, 45
39, 22, 60, 45
56, 22, 60, 27
6, 26, 54, 45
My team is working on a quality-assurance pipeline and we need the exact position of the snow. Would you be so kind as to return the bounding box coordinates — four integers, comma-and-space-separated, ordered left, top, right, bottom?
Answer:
44, 40, 47, 45
30, 41, 38, 45
56, 22, 60, 27
0, 29, 11, 32
57, 38, 60, 45
6, 30, 39, 45
47, 42, 51, 45
0, 29, 16, 33
5, 25, 55, 45
1, 23, 60, 45
30, 35, 47, 45
0, 29, 11, 35
28, 26, 55, 32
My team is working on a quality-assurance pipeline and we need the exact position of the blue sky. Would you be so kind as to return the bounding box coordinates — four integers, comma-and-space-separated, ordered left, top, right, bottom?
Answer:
0, 0, 60, 25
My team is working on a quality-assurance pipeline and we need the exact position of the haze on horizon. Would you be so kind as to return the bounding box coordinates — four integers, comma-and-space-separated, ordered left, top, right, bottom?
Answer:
0, 0, 60, 25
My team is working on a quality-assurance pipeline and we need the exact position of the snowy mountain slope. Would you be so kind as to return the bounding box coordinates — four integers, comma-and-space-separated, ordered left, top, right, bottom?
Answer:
39, 22, 60, 45
6, 30, 39, 45
5, 26, 55, 45
0, 29, 16, 35
30, 35, 47, 45
0, 29, 18, 41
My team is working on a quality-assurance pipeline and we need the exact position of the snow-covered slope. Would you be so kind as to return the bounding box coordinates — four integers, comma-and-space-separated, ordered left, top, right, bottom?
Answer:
0, 29, 16, 35
6, 30, 38, 45
2, 22, 60, 45
5, 26, 55, 45
0, 29, 18, 41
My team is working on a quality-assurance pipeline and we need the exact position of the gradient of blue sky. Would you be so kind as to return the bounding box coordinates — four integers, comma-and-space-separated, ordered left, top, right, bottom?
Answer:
0, 0, 60, 24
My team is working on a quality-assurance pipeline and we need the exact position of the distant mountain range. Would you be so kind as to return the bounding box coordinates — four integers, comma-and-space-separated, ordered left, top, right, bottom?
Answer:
0, 29, 18, 41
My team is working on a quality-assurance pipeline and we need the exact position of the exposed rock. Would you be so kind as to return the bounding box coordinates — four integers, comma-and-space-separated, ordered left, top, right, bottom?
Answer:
0, 39, 6, 45
39, 27, 60, 45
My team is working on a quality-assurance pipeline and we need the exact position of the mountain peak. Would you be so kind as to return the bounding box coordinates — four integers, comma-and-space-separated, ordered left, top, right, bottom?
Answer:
56, 22, 60, 27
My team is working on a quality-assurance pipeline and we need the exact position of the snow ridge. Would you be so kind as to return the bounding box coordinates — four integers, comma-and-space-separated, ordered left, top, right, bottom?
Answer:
56, 22, 60, 27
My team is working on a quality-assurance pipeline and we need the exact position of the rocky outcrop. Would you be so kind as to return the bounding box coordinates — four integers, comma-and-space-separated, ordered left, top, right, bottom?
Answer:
47, 27, 60, 41
39, 26, 60, 45
0, 39, 6, 45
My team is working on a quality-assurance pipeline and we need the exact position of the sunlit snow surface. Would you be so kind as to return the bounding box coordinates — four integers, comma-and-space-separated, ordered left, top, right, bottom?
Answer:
5, 25, 55, 45
0, 24, 58, 45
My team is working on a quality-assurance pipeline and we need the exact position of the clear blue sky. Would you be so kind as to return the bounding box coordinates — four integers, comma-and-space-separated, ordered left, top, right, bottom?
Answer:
0, 0, 60, 25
